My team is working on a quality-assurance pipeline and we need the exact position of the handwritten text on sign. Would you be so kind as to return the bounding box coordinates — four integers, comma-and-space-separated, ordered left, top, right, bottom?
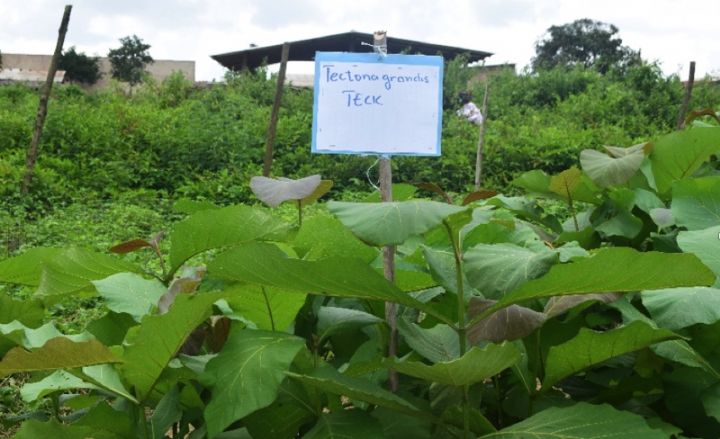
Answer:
312, 52, 444, 156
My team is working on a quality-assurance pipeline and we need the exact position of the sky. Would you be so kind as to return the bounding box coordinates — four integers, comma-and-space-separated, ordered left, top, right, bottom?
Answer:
1, 0, 718, 82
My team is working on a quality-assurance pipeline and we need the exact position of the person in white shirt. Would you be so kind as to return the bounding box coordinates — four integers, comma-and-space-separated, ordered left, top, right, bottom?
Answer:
456, 91, 484, 126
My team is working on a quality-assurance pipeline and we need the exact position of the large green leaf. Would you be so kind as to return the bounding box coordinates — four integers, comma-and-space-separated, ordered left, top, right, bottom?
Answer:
543, 321, 679, 389
580, 146, 645, 188
293, 214, 377, 263
0, 294, 43, 327
327, 201, 466, 246
244, 379, 319, 439
480, 402, 666, 438
208, 242, 447, 324
642, 287, 720, 329
12, 419, 119, 439
464, 243, 558, 299
0, 338, 120, 378
677, 225, 720, 283
224, 284, 306, 331
121, 292, 222, 401
0, 247, 62, 286
671, 176, 720, 230
548, 167, 601, 204
92, 273, 166, 321
388, 343, 520, 386
467, 300, 547, 343
472, 247, 715, 322
35, 247, 141, 296
200, 328, 305, 438
0, 321, 92, 354
612, 298, 720, 378
650, 127, 720, 194
287, 367, 423, 417
168, 205, 290, 275
303, 411, 384, 439
397, 319, 459, 363
150, 385, 182, 439
20, 369, 99, 402
316, 306, 383, 341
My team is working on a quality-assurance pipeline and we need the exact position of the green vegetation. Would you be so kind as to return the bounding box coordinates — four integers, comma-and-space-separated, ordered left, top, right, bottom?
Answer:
1, 44, 720, 437
1, 126, 720, 438
59, 47, 101, 85
108, 35, 153, 85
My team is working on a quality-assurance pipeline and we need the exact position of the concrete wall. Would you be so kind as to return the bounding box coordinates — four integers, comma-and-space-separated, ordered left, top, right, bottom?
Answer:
1, 53, 195, 86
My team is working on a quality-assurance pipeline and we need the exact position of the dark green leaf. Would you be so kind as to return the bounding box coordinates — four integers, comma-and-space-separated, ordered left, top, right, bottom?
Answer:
0, 294, 43, 327
543, 321, 679, 389
397, 319, 459, 363
580, 147, 645, 188
224, 284, 307, 331
642, 287, 720, 329
480, 402, 666, 438
201, 329, 305, 438
317, 306, 383, 341
303, 411, 384, 439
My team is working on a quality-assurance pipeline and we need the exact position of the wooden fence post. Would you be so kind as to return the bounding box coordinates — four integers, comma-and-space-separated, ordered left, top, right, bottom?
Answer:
474, 83, 489, 190
676, 61, 696, 130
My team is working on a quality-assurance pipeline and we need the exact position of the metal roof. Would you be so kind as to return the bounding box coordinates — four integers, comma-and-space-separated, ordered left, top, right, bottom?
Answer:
211, 31, 493, 70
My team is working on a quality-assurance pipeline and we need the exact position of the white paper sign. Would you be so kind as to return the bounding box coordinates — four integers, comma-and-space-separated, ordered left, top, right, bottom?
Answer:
312, 52, 444, 156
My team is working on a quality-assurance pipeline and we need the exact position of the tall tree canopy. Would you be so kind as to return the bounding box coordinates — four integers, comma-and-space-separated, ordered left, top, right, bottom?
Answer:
59, 47, 101, 84
532, 19, 640, 74
108, 35, 153, 85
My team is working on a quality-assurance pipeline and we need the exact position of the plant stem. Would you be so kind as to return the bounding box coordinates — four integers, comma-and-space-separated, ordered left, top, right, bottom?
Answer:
445, 219, 470, 439
565, 186, 579, 232
297, 200, 303, 227
261, 286, 276, 331
137, 404, 150, 439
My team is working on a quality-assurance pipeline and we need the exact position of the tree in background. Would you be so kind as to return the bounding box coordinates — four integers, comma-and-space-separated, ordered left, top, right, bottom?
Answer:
59, 47, 101, 84
107, 35, 153, 85
532, 19, 640, 75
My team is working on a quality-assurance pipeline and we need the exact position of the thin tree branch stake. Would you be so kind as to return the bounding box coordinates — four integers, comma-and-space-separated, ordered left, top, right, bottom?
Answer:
677, 61, 696, 130
21, 5, 72, 195
263, 42, 290, 177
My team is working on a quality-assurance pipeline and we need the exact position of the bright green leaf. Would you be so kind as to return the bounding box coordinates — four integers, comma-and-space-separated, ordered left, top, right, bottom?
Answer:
121, 292, 222, 401
650, 127, 720, 194
388, 343, 519, 386
293, 214, 377, 263
0, 247, 62, 286
35, 247, 141, 297
92, 273, 166, 321
169, 205, 290, 275
397, 319, 459, 363
200, 328, 305, 438
0, 294, 43, 327
327, 201, 466, 246
224, 284, 306, 331
20, 370, 99, 403
208, 242, 447, 324
677, 225, 720, 283
672, 176, 720, 231
317, 306, 383, 341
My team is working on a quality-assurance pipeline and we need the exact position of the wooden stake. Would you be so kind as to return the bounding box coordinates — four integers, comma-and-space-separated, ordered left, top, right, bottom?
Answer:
21, 5, 72, 195
262, 42, 290, 177
474, 83, 489, 190
373, 30, 399, 392
677, 61, 696, 130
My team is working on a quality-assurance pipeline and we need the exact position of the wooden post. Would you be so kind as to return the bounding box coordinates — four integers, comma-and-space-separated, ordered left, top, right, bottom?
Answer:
677, 61, 696, 130
21, 5, 72, 195
474, 83, 489, 190
262, 42, 290, 177
373, 30, 399, 392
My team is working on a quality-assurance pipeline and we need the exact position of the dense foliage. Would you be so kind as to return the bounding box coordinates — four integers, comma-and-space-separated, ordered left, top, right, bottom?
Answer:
2, 63, 716, 214
1, 126, 720, 438
108, 35, 153, 85
531, 19, 640, 74
59, 47, 101, 85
